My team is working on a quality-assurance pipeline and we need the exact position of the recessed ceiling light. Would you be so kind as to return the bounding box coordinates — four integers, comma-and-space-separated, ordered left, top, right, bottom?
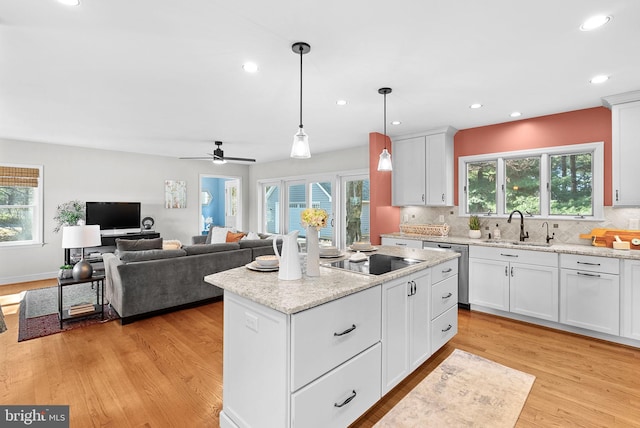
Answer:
510, 112, 522, 118
470, 103, 483, 109
590, 74, 609, 84
57, 0, 80, 5
580, 15, 612, 31
391, 121, 401, 125
242, 62, 258, 73
336, 99, 347, 106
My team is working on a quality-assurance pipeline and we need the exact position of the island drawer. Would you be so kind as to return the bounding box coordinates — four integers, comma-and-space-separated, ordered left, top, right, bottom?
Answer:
431, 305, 458, 354
291, 343, 381, 428
291, 285, 381, 391
431, 275, 458, 319
431, 258, 458, 284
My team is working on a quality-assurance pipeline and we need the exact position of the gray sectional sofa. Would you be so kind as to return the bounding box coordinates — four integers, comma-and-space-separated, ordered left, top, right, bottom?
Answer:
103, 236, 279, 324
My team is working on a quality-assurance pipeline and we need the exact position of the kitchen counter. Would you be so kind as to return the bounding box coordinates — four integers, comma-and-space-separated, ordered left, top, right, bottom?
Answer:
382, 232, 640, 260
204, 245, 459, 314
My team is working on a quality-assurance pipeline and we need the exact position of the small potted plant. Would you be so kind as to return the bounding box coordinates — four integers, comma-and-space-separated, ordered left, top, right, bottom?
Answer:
468, 215, 481, 239
58, 264, 74, 279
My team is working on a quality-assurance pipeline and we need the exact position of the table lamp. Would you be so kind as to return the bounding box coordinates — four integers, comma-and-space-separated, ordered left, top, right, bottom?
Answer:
61, 225, 102, 280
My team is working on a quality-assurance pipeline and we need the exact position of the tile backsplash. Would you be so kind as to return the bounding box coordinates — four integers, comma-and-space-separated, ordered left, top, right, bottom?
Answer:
400, 206, 640, 246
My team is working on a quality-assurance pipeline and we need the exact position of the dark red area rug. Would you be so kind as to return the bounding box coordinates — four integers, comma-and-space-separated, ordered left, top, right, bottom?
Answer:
18, 304, 119, 342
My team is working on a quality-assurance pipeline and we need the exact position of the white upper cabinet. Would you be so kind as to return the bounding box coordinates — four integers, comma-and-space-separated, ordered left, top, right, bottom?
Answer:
604, 91, 640, 206
392, 127, 456, 207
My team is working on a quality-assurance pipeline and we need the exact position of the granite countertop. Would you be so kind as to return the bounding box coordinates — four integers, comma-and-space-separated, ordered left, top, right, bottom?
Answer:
382, 232, 640, 260
204, 245, 459, 315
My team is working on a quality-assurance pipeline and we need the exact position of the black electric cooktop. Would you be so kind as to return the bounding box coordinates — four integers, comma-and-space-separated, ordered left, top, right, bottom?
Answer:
326, 253, 422, 275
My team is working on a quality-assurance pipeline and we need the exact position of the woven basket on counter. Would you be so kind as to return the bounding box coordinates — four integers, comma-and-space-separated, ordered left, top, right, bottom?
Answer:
399, 223, 450, 237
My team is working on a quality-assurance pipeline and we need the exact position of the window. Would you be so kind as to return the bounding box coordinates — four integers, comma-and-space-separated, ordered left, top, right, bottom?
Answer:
459, 143, 603, 219
258, 170, 369, 248
0, 164, 43, 246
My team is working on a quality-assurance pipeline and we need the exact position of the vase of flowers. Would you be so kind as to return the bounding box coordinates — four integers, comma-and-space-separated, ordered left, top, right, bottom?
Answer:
301, 208, 328, 277
53, 200, 86, 233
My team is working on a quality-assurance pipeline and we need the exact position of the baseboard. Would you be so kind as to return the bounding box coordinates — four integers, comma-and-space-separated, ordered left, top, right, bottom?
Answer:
0, 271, 57, 286
119, 295, 223, 325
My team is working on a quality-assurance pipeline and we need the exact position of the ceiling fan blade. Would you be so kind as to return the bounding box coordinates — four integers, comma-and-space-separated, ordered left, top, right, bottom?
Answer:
223, 156, 256, 162
179, 156, 213, 160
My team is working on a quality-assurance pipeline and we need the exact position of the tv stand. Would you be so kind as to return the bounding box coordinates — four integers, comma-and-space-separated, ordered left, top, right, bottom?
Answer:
64, 231, 161, 268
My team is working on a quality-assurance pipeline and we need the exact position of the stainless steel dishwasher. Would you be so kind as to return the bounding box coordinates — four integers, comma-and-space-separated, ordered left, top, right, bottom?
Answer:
422, 241, 469, 309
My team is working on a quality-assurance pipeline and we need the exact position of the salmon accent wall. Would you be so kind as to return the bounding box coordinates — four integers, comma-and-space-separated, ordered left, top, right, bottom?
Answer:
369, 132, 400, 244
454, 107, 612, 206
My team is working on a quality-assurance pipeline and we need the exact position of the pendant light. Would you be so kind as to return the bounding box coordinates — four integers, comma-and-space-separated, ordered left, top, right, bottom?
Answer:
377, 87, 393, 171
291, 42, 311, 158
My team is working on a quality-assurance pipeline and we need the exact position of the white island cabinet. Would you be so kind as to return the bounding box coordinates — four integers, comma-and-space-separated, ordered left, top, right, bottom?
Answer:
206, 246, 460, 428
622, 259, 640, 340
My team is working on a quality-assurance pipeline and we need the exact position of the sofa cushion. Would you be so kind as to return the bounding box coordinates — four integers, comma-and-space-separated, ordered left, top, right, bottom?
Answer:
119, 249, 186, 263
226, 231, 246, 242
183, 242, 241, 255
116, 237, 163, 252
238, 239, 275, 249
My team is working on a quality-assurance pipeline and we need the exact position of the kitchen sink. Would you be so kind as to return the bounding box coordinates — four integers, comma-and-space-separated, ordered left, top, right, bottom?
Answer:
482, 240, 552, 247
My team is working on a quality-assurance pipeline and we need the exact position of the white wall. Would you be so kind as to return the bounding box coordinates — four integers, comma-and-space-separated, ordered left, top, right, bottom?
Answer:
0, 139, 250, 284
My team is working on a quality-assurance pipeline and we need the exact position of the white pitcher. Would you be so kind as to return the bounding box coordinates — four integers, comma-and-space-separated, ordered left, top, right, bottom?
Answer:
273, 230, 302, 281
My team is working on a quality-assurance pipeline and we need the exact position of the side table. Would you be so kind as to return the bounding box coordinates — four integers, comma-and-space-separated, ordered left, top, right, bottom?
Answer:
57, 274, 105, 329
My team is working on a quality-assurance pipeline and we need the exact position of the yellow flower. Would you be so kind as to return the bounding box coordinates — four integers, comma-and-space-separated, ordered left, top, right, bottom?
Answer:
301, 208, 328, 228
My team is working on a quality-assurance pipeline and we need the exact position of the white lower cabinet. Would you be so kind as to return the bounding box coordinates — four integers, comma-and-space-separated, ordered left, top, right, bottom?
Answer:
291, 343, 381, 428
469, 246, 559, 321
622, 260, 640, 340
382, 269, 431, 394
560, 254, 620, 335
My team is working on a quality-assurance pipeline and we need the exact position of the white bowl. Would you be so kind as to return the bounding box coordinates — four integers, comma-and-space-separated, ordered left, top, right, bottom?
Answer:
255, 255, 279, 267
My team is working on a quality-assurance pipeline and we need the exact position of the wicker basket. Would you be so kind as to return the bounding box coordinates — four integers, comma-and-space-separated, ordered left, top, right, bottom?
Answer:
400, 223, 450, 237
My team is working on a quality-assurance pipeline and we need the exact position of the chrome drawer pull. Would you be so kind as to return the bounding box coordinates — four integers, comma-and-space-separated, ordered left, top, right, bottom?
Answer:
442, 293, 453, 299
577, 271, 601, 278
396, 242, 407, 246
334, 324, 356, 336
442, 268, 453, 273
500, 253, 518, 257
334, 390, 357, 408
577, 261, 601, 266
437, 244, 452, 249
442, 324, 453, 332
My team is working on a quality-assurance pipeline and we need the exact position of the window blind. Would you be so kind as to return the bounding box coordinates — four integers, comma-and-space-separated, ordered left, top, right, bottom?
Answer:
0, 166, 40, 187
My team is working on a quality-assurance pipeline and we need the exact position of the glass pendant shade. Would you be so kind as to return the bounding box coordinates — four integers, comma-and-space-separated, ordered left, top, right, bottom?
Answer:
291, 127, 311, 158
377, 148, 393, 171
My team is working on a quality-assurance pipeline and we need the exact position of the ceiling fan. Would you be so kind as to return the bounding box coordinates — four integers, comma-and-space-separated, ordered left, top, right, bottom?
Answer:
180, 141, 256, 164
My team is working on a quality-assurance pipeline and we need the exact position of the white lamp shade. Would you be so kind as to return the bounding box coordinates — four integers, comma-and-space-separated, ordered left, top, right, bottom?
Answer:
291, 127, 311, 158
377, 148, 393, 171
61, 225, 102, 249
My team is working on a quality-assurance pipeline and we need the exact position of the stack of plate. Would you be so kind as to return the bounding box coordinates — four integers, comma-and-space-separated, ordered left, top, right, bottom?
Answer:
246, 255, 279, 272
350, 242, 375, 251
319, 246, 342, 258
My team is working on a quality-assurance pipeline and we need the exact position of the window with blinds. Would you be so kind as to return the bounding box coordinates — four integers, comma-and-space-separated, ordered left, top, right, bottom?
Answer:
0, 164, 43, 245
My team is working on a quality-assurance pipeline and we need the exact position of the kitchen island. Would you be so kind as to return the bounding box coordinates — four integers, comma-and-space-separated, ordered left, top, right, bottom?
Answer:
204, 246, 459, 428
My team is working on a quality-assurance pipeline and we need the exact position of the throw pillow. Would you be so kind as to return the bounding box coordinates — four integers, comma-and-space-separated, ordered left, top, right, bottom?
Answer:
208, 227, 233, 244
241, 231, 261, 240
116, 237, 163, 252
163, 240, 182, 250
226, 231, 246, 243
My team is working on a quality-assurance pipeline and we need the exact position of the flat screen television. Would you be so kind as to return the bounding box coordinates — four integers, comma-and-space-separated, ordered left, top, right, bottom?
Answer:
85, 202, 141, 234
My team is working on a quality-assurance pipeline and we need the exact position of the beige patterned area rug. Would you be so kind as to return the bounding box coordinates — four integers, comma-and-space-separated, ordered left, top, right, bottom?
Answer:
375, 349, 535, 427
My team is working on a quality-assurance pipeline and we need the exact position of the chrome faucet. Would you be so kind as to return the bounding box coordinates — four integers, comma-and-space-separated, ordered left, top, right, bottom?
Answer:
507, 210, 529, 242
542, 222, 555, 244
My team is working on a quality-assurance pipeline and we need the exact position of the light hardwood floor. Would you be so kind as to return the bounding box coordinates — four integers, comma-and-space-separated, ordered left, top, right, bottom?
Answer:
1, 280, 639, 427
